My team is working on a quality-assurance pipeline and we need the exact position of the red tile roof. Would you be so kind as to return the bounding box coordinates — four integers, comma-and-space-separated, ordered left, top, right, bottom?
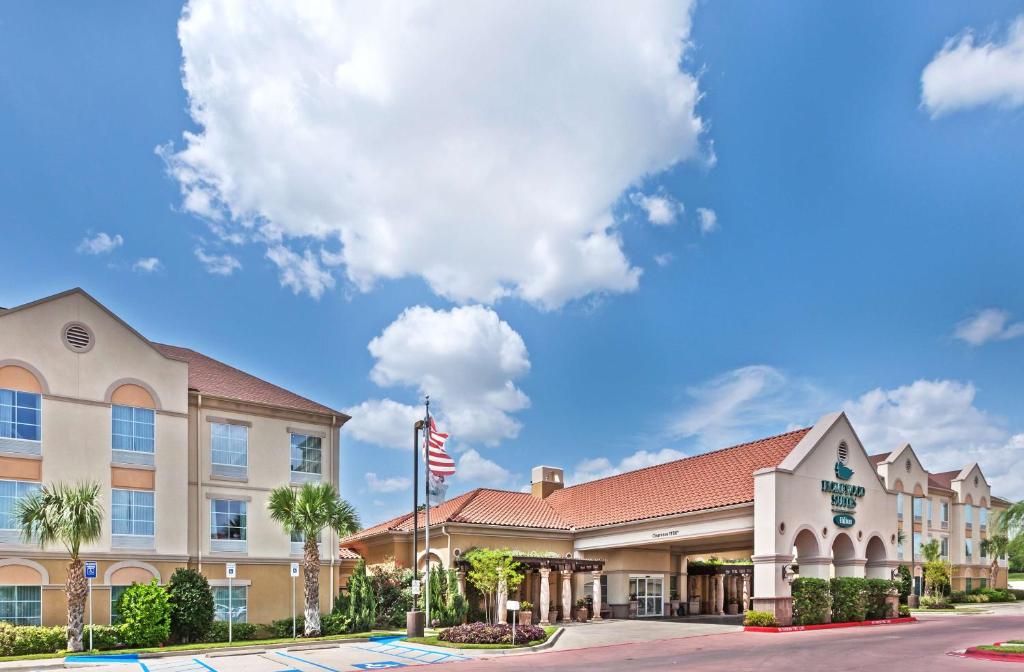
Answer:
338, 548, 362, 560
342, 427, 811, 544
928, 470, 959, 491
153, 343, 344, 416
869, 453, 890, 466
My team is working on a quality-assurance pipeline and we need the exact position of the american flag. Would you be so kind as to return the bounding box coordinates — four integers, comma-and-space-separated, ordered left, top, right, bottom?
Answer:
426, 417, 455, 477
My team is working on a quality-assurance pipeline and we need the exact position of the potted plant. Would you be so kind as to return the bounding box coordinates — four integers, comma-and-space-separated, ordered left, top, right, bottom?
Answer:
519, 600, 533, 625
726, 597, 739, 615
670, 591, 680, 617
628, 593, 639, 618
575, 597, 589, 622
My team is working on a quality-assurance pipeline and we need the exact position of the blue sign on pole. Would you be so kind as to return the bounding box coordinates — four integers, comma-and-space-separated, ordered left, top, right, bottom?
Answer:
84, 561, 98, 579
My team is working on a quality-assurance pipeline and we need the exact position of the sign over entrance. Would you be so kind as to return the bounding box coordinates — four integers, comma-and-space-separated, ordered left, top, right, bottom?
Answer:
821, 479, 866, 527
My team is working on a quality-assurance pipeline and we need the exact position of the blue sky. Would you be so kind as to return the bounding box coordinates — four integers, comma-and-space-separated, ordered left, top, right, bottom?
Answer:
1, 1, 1022, 524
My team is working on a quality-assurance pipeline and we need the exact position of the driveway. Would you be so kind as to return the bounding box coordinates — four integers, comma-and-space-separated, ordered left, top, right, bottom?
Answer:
550, 618, 742, 650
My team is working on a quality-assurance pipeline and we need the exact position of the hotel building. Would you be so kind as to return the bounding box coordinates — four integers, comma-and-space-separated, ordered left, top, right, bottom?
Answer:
342, 413, 1011, 626
0, 289, 350, 627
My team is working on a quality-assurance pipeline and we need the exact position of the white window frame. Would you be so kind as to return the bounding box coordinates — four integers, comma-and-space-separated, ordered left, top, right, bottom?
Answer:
0, 388, 41, 443
0, 585, 41, 626
111, 405, 155, 454
111, 489, 155, 547
0, 479, 40, 531
110, 585, 129, 625
213, 585, 248, 623
289, 433, 322, 477
211, 423, 248, 469
210, 499, 247, 553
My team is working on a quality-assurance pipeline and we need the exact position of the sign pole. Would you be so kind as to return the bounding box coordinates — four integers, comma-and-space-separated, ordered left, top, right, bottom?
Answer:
84, 561, 97, 651
228, 575, 233, 644
290, 562, 299, 638
88, 577, 93, 651
225, 562, 236, 644
424, 396, 431, 630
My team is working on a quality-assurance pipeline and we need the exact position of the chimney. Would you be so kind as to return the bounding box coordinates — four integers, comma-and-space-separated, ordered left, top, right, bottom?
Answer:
531, 465, 564, 499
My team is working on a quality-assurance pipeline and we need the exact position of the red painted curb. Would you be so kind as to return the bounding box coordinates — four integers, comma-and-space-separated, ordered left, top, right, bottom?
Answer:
963, 646, 1024, 663
744, 617, 917, 633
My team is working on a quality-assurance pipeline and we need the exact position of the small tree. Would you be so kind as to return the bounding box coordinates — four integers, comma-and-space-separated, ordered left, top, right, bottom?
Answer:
920, 539, 941, 596
981, 534, 1009, 587
166, 568, 215, 643
347, 559, 376, 633
118, 580, 172, 647
464, 548, 523, 624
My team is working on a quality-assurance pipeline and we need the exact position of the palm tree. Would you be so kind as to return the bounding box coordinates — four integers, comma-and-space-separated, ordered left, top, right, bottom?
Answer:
15, 481, 103, 652
267, 482, 359, 636
981, 534, 1010, 587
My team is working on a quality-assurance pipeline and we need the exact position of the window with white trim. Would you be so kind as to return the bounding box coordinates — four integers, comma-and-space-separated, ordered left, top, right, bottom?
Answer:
0, 389, 40, 441
940, 536, 949, 558
0, 585, 41, 625
0, 480, 40, 530
965, 539, 973, 561
110, 586, 128, 625
980, 507, 988, 529
211, 424, 248, 468
965, 504, 973, 530
211, 499, 246, 541
896, 493, 904, 519
112, 406, 155, 453
290, 434, 322, 475
213, 586, 247, 623
111, 490, 155, 536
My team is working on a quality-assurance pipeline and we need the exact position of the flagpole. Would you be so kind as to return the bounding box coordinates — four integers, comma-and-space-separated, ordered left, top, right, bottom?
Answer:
424, 396, 431, 630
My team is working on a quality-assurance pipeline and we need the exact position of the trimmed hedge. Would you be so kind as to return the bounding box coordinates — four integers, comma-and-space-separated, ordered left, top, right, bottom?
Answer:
0, 624, 66, 656
203, 621, 258, 643
863, 579, 896, 619
438, 623, 545, 645
792, 578, 830, 625
830, 578, 868, 623
118, 581, 172, 648
743, 610, 777, 627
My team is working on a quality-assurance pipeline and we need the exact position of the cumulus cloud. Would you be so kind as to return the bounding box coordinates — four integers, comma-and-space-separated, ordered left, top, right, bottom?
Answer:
77, 232, 123, 255
132, 257, 162, 273
654, 253, 674, 267
265, 245, 336, 299
194, 247, 242, 276
630, 191, 683, 226
365, 305, 530, 445
568, 447, 685, 485
365, 472, 412, 493
343, 399, 422, 450
696, 207, 718, 234
921, 15, 1024, 116
953, 308, 1024, 346
668, 365, 825, 449
162, 0, 706, 307
455, 449, 511, 486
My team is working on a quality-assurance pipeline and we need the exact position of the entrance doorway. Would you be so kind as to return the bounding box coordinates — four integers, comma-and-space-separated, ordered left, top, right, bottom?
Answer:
629, 575, 664, 617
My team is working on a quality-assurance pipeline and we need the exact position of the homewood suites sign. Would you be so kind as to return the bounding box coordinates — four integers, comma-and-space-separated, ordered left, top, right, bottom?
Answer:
821, 460, 866, 528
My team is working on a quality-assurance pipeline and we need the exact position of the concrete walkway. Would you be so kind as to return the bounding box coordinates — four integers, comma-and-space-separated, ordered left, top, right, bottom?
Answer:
549, 618, 742, 651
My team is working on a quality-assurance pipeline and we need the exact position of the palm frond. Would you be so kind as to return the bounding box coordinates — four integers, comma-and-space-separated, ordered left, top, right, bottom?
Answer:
266, 482, 360, 538
15, 481, 103, 558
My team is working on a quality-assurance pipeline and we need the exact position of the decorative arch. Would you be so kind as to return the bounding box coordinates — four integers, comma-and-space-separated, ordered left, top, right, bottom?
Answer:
0, 558, 49, 584
865, 535, 887, 564
790, 526, 821, 559
0, 360, 49, 394
893, 479, 905, 493
104, 378, 162, 410
416, 551, 444, 571
831, 532, 856, 563
103, 560, 161, 585
964, 494, 974, 506
913, 483, 926, 497
979, 497, 989, 508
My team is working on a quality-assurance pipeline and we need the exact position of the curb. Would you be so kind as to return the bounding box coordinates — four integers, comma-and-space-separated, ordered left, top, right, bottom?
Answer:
962, 646, 1024, 663
745, 617, 917, 633
474, 627, 565, 656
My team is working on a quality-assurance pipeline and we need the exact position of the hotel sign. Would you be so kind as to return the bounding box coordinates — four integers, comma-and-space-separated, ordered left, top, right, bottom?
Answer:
822, 476, 865, 527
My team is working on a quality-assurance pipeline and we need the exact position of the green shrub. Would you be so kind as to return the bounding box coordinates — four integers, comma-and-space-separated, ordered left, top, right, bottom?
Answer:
271, 616, 304, 638
7, 625, 66, 656
347, 560, 376, 633
0, 623, 15, 656
118, 580, 172, 647
919, 596, 951, 609
320, 612, 348, 636
365, 563, 412, 629
167, 568, 215, 644
791, 578, 830, 625
864, 579, 898, 619
973, 588, 1016, 603
83, 625, 120, 650
1009, 589, 1024, 600
829, 577, 868, 623
949, 590, 966, 603
743, 610, 777, 627
896, 565, 912, 604
898, 604, 911, 618
203, 621, 258, 642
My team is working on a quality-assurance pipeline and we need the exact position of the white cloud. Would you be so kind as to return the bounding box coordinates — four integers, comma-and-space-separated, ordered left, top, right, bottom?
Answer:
454, 449, 511, 486
365, 471, 412, 493
194, 247, 242, 276
366, 305, 530, 445
265, 245, 336, 299
696, 207, 718, 234
953, 308, 1024, 346
568, 447, 685, 485
343, 398, 422, 450
630, 191, 683, 226
921, 15, 1024, 116
132, 257, 162, 273
654, 253, 674, 267
667, 365, 825, 449
162, 0, 706, 309
77, 232, 123, 255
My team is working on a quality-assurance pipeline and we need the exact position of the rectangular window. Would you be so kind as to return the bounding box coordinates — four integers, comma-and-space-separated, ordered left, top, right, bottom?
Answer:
112, 406, 155, 453
290, 434, 322, 475
111, 489, 155, 536
927, 499, 933, 526
213, 586, 247, 623
913, 498, 923, 521
110, 586, 128, 625
211, 499, 246, 540
896, 493, 904, 519
0, 480, 40, 530
980, 508, 988, 529
965, 539, 973, 560
941, 502, 949, 522
0, 389, 41, 441
966, 578, 973, 592
941, 537, 949, 558
211, 424, 248, 467
981, 542, 988, 559
980, 578, 987, 588
914, 535, 924, 559
965, 504, 973, 530
0, 586, 41, 625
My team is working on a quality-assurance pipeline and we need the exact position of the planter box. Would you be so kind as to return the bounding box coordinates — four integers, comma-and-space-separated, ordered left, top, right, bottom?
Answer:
519, 611, 533, 626
745, 617, 917, 633
727, 603, 739, 615
575, 607, 589, 622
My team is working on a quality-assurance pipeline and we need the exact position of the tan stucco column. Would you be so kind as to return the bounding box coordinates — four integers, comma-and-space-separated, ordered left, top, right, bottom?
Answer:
715, 574, 725, 615
591, 570, 603, 621
679, 557, 688, 603
497, 576, 508, 624
741, 574, 750, 612
561, 570, 572, 624
538, 567, 551, 625
456, 569, 466, 596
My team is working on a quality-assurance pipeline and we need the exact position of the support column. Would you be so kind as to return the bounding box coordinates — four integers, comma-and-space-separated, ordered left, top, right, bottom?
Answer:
592, 570, 603, 621
561, 570, 573, 624
715, 574, 725, 615
751, 554, 794, 627
497, 577, 508, 625
538, 567, 551, 625
741, 574, 750, 612
456, 569, 466, 596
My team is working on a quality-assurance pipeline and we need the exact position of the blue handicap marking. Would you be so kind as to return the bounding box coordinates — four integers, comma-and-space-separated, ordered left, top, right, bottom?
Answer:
352, 664, 407, 670
84, 561, 98, 579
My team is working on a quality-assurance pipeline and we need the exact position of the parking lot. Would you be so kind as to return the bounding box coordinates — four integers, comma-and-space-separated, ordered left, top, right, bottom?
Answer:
66, 637, 473, 672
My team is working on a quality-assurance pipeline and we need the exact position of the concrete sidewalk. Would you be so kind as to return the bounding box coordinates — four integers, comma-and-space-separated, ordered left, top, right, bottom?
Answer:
546, 618, 742, 651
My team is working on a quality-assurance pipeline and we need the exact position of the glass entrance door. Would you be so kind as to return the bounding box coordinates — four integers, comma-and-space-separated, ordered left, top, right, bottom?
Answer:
629, 575, 664, 617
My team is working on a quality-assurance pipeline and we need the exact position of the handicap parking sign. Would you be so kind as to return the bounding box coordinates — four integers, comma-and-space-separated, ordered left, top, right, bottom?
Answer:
352, 664, 406, 670
84, 561, 97, 579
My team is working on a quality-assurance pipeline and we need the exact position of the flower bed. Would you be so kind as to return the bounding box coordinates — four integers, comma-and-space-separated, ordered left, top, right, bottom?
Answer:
438, 622, 546, 645
744, 617, 916, 633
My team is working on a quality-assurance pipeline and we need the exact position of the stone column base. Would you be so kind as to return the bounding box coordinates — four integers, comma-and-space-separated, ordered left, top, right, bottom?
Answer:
752, 597, 792, 627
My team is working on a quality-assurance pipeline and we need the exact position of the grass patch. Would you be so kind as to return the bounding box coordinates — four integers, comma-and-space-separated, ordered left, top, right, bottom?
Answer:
1009, 573, 1024, 581
977, 645, 1024, 655
910, 607, 987, 614
0, 631, 403, 663
405, 626, 557, 650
